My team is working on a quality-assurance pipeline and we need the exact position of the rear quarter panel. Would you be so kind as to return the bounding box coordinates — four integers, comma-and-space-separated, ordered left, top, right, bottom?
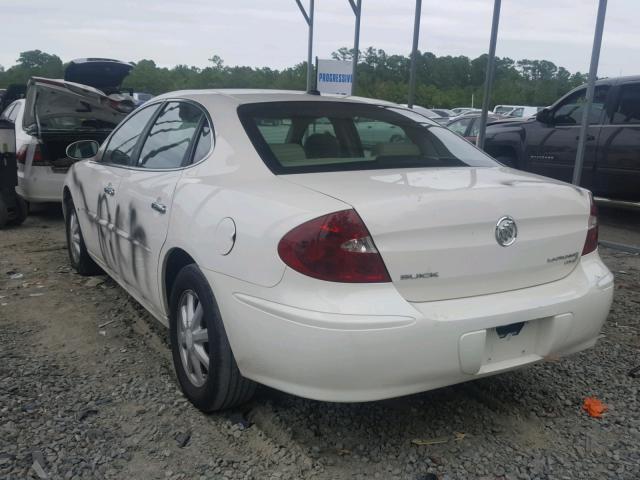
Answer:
161, 94, 349, 290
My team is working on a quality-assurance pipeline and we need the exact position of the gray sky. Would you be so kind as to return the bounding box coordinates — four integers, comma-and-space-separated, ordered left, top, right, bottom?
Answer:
1, 0, 637, 77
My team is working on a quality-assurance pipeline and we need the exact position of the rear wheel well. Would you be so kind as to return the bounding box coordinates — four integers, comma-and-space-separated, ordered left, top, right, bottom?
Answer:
163, 248, 196, 311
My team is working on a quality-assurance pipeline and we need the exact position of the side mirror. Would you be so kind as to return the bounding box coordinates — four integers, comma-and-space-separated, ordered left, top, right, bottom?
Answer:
66, 140, 99, 160
535, 108, 553, 125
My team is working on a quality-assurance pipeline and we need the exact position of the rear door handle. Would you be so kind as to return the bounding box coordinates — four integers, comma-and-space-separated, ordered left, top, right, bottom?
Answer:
103, 185, 115, 196
151, 201, 167, 214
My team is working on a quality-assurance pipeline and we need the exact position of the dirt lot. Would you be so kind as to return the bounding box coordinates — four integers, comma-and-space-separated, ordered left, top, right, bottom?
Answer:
1, 207, 639, 480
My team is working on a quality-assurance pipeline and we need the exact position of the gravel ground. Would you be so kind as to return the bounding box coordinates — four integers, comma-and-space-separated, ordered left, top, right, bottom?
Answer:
1, 207, 638, 480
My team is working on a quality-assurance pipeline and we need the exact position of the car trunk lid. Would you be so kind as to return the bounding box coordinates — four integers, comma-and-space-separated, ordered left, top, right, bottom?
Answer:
22, 77, 133, 139
284, 167, 590, 302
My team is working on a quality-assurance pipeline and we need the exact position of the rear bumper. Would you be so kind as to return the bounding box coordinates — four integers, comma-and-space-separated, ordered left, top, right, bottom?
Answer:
17, 166, 65, 203
205, 252, 613, 402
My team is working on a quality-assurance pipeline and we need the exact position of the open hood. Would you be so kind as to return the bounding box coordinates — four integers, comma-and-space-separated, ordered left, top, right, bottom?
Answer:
23, 77, 134, 136
64, 58, 133, 91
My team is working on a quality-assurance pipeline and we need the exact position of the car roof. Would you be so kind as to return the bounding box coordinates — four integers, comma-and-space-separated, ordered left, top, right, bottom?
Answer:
152, 89, 404, 107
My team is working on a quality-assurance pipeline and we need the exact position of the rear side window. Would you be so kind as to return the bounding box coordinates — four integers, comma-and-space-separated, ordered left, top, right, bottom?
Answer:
137, 102, 206, 169
103, 103, 160, 165
238, 101, 497, 174
612, 84, 640, 124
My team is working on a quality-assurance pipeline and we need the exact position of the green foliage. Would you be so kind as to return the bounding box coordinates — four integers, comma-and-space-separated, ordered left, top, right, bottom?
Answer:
0, 50, 64, 86
0, 48, 588, 108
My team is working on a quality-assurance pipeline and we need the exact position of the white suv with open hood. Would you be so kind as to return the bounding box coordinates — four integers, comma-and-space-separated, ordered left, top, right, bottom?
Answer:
13, 58, 134, 208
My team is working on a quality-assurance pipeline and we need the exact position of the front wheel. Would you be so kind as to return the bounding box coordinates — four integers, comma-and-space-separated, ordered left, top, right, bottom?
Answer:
170, 264, 256, 411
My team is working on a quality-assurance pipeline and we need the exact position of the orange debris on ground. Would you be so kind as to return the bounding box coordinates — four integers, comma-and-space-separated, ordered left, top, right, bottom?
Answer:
582, 397, 608, 418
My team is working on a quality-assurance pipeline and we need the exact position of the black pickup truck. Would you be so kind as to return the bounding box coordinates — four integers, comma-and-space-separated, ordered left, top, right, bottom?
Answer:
484, 76, 640, 203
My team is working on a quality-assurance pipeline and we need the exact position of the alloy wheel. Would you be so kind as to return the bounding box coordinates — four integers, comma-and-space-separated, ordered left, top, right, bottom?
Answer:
177, 290, 209, 387
69, 210, 82, 264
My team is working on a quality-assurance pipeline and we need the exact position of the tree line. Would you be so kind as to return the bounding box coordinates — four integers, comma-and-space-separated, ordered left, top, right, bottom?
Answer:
1, 49, 589, 108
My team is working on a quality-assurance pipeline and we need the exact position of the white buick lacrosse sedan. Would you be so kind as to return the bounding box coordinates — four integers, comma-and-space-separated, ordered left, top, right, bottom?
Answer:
63, 90, 613, 411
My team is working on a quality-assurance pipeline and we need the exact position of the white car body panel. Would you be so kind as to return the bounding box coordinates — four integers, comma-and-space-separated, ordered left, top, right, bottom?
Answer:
7, 100, 65, 203
64, 89, 613, 402
283, 167, 590, 302
204, 251, 612, 401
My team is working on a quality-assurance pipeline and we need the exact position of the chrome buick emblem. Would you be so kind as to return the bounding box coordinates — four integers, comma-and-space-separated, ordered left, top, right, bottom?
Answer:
495, 216, 517, 247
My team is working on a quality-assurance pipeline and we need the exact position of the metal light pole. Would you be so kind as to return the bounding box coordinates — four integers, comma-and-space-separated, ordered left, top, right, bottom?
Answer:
348, 0, 362, 95
572, 0, 607, 186
407, 0, 422, 108
296, 0, 315, 91
476, 0, 501, 150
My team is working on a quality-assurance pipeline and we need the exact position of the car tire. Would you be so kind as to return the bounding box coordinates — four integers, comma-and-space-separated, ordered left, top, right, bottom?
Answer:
7, 196, 28, 226
0, 194, 8, 228
169, 264, 256, 411
65, 198, 101, 276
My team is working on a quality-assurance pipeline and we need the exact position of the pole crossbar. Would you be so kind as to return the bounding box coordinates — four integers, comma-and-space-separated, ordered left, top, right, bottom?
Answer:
295, 0, 310, 25
295, 0, 315, 91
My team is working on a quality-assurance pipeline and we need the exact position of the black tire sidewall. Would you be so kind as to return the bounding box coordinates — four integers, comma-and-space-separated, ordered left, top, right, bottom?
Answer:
0, 194, 8, 228
65, 198, 97, 274
7, 196, 28, 226
169, 264, 234, 411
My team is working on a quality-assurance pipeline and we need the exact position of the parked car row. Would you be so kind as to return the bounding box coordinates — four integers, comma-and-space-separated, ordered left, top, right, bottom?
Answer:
484, 76, 640, 203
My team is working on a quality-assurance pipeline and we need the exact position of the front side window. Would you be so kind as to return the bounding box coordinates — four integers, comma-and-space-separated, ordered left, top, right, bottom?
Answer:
238, 101, 498, 174
552, 86, 609, 125
137, 102, 205, 169
611, 84, 640, 124
103, 103, 160, 165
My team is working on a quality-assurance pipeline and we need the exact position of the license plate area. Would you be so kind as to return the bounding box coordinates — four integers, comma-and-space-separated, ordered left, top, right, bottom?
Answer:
484, 320, 538, 365
495, 321, 525, 338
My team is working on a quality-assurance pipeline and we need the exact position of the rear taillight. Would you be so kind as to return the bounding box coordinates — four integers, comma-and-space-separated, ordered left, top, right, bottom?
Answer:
32, 145, 45, 164
16, 145, 27, 164
278, 209, 391, 283
16, 145, 46, 165
582, 193, 598, 255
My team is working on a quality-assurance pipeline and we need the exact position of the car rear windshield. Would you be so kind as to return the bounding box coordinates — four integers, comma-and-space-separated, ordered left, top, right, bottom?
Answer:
238, 101, 498, 174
